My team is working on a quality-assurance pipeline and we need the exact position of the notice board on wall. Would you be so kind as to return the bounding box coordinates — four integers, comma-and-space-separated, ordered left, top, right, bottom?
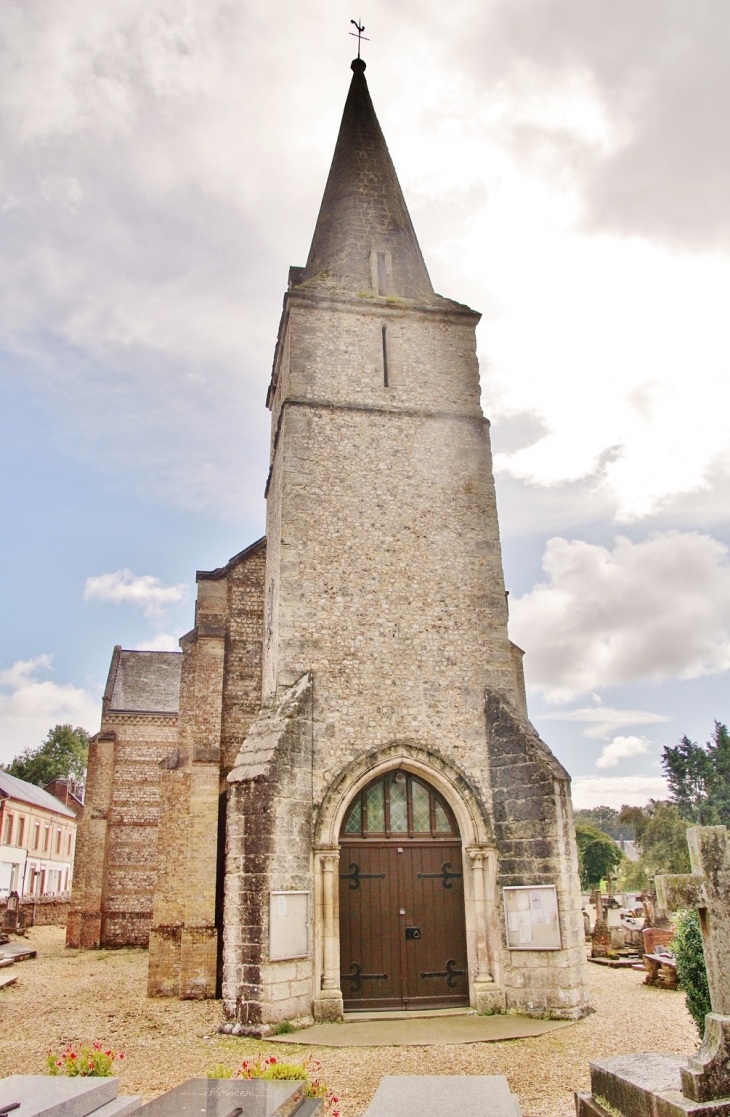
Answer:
503, 885, 561, 950
269, 890, 310, 961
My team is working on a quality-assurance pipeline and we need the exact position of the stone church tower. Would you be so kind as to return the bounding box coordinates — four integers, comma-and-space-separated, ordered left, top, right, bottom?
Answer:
69, 58, 589, 1031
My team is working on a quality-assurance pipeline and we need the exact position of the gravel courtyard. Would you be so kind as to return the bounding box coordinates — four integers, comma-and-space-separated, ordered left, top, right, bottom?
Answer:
0, 927, 698, 1116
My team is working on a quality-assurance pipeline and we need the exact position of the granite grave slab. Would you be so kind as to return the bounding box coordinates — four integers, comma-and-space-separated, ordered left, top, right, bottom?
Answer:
135, 1079, 307, 1117
0, 1076, 117, 1117
363, 1075, 522, 1117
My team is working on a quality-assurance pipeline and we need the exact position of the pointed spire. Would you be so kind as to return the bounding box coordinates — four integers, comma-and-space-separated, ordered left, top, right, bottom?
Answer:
301, 59, 434, 300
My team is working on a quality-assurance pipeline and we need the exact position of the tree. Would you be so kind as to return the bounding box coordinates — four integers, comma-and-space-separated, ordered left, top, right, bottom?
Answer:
574, 806, 634, 841
575, 823, 624, 889
662, 736, 715, 824
707, 722, 730, 825
2, 724, 89, 787
662, 722, 730, 826
618, 801, 691, 882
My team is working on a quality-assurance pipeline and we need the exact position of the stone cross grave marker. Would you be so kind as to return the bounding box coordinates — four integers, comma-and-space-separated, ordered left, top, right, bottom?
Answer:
656, 826, 730, 1015
656, 825, 730, 1102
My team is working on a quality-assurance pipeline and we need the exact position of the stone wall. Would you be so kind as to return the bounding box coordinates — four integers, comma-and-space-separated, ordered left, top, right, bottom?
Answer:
67, 715, 179, 949
148, 542, 267, 999
2, 896, 71, 927
485, 690, 588, 1017
223, 674, 314, 1030
221, 543, 267, 772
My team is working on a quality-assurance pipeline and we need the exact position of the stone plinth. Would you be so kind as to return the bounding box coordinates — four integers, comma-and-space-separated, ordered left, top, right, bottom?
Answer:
575, 1053, 730, 1117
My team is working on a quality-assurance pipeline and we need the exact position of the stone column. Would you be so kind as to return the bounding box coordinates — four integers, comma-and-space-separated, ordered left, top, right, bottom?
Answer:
468, 846, 505, 1015
314, 851, 344, 1022
468, 849, 491, 981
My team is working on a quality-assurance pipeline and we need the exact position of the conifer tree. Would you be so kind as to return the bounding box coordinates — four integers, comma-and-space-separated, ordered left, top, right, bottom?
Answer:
662, 722, 730, 825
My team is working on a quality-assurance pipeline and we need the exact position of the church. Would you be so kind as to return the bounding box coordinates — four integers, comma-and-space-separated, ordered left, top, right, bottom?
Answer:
68, 55, 590, 1033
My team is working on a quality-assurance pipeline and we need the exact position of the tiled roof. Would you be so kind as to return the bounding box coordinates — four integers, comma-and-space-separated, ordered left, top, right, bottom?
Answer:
106, 650, 182, 714
0, 771, 77, 818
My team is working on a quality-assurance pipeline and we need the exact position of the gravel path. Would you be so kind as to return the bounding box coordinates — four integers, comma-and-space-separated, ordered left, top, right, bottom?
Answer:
0, 928, 698, 1116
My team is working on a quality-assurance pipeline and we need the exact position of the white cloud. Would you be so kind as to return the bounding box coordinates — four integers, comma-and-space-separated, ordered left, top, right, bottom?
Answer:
1, 1, 730, 528
0, 656, 99, 764
510, 531, 730, 702
595, 735, 651, 770
540, 701, 670, 740
134, 633, 181, 652
84, 569, 188, 622
571, 774, 669, 811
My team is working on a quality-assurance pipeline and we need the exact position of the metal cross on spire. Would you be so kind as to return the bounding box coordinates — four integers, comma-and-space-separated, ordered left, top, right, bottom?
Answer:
350, 19, 370, 59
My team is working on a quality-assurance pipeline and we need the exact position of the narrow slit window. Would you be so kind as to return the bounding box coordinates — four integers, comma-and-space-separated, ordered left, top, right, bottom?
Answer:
382, 325, 389, 387
377, 252, 388, 295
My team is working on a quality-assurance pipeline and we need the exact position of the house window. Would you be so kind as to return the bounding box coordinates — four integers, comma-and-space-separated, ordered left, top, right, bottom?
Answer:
33, 822, 40, 850
43, 825, 50, 852
67, 832, 72, 855
3, 814, 13, 845
64, 869, 69, 891
17, 817, 25, 846
55, 829, 61, 854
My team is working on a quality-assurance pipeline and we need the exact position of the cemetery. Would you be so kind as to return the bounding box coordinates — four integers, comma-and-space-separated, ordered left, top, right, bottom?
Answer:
0, 834, 711, 1117
0, 17, 726, 1117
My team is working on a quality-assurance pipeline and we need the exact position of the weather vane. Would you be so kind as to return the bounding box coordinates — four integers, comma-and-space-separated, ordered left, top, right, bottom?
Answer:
350, 19, 370, 59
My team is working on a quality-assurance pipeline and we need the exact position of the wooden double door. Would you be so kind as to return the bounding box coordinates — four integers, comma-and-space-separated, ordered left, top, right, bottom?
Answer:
339, 841, 469, 1011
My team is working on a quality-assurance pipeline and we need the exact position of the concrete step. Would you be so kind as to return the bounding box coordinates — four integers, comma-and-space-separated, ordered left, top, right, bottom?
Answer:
344, 1007, 476, 1022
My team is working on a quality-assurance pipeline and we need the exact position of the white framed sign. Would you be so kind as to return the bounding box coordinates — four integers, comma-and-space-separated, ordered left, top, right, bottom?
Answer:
269, 890, 310, 961
503, 885, 561, 951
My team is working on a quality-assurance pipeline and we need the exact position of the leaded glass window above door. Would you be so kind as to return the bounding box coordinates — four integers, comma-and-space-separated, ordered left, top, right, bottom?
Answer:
340, 771, 458, 840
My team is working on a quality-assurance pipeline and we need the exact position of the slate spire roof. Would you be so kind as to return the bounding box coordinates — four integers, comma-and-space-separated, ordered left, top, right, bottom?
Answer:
301, 58, 434, 300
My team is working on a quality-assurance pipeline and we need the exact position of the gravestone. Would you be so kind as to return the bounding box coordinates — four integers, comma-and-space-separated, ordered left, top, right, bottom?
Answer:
364, 1075, 522, 1117
591, 890, 610, 958
135, 1079, 308, 1117
575, 826, 730, 1117
656, 826, 730, 1101
0, 1076, 141, 1117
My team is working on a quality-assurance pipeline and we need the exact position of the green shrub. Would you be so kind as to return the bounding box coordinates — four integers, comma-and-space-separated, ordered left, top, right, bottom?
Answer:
207, 1064, 233, 1079
673, 909, 711, 1035
273, 1021, 295, 1035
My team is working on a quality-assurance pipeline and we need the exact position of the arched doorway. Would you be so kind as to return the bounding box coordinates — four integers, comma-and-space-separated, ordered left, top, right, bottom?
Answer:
338, 769, 469, 1011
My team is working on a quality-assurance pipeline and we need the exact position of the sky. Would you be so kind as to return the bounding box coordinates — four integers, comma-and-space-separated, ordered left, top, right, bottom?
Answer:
1, 0, 729, 809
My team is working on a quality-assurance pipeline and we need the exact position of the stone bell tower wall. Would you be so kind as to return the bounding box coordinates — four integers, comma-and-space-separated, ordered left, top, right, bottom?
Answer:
263, 291, 524, 788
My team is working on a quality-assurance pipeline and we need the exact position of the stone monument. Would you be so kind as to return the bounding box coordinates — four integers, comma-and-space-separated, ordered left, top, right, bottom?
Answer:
575, 825, 730, 1117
